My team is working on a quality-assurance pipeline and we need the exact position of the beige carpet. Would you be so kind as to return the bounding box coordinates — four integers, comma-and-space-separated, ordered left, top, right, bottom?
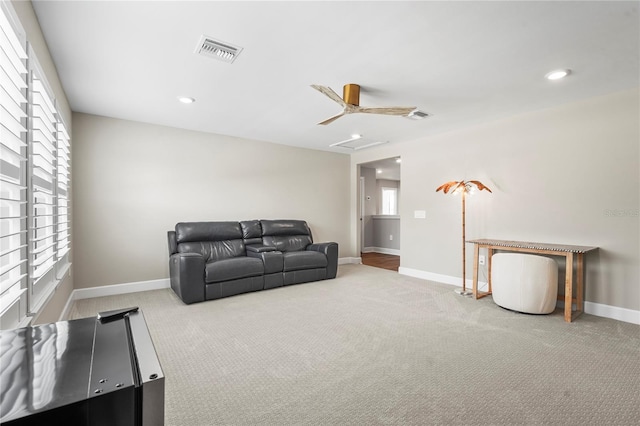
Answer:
70, 264, 640, 425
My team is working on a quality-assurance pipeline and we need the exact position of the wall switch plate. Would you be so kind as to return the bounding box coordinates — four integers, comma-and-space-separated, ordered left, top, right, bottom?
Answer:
479, 255, 486, 265
414, 210, 426, 219
389, 235, 393, 241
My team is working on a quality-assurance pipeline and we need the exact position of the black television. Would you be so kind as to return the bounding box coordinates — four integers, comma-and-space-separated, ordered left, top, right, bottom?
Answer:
0, 307, 164, 425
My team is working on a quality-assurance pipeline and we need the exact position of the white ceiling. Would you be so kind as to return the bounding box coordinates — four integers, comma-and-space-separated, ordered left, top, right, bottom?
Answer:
32, 1, 639, 153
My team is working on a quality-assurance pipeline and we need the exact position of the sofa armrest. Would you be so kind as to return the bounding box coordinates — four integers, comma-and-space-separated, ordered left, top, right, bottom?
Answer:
307, 242, 339, 279
246, 245, 277, 253
247, 250, 283, 274
169, 252, 206, 304
168, 230, 177, 255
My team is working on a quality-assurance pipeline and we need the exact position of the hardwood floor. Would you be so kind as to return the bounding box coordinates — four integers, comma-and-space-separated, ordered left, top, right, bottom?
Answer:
361, 252, 400, 272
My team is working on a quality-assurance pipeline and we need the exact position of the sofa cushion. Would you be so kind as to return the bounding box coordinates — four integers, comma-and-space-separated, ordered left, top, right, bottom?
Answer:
261, 220, 311, 237
282, 251, 327, 272
176, 222, 242, 243
260, 220, 313, 252
240, 220, 263, 245
205, 257, 264, 283
179, 240, 245, 262
176, 222, 246, 262
263, 235, 312, 252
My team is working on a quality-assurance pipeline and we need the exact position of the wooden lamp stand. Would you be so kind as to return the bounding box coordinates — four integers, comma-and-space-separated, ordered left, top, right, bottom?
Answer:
436, 180, 492, 296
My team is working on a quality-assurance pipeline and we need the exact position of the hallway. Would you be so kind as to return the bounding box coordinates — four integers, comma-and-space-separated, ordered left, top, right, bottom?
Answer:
361, 252, 400, 272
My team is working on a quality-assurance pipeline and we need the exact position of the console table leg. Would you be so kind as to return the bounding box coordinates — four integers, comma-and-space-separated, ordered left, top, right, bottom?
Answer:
473, 243, 479, 299
576, 253, 584, 314
487, 248, 493, 294
565, 253, 574, 322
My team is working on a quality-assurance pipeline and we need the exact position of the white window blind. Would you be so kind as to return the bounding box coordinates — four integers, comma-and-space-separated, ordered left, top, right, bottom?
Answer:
0, 4, 29, 329
55, 120, 70, 278
28, 69, 58, 312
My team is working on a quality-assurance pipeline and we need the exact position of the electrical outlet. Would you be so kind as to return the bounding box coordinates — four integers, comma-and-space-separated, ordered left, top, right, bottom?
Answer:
389, 235, 393, 241
479, 255, 486, 265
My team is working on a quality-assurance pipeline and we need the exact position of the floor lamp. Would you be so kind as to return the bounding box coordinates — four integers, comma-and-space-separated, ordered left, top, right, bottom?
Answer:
436, 180, 492, 296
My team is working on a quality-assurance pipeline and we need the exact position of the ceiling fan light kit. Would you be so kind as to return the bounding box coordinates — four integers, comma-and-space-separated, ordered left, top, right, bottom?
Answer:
311, 83, 416, 125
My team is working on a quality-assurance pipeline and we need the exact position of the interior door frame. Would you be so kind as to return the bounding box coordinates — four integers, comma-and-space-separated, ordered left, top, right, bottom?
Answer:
360, 176, 365, 254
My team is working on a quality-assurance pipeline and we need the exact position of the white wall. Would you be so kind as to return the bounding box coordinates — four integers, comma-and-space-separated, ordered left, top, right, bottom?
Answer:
351, 89, 639, 312
72, 113, 352, 289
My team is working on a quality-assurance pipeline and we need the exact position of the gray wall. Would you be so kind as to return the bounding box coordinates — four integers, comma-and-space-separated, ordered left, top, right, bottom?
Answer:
351, 89, 639, 311
372, 216, 400, 250
72, 113, 352, 289
360, 170, 402, 251
360, 167, 377, 248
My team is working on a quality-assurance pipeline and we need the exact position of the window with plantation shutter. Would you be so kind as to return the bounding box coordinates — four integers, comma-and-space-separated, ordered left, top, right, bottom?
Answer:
1, 3, 72, 329
0, 4, 29, 329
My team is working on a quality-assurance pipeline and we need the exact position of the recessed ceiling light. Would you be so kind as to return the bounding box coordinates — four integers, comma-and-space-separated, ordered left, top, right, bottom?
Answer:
395, 158, 401, 163
351, 134, 362, 139
177, 96, 195, 104
545, 69, 571, 80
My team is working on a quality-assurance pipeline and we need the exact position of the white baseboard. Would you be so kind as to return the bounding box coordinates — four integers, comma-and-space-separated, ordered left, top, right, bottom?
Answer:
584, 301, 640, 325
362, 247, 400, 256
58, 290, 77, 322
398, 267, 480, 288
339, 257, 361, 265
398, 267, 640, 325
59, 278, 170, 321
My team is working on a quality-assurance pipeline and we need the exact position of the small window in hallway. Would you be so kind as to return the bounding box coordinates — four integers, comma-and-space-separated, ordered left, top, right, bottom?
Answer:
381, 187, 397, 215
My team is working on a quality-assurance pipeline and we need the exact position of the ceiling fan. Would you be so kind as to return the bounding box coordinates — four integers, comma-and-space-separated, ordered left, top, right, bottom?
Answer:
310, 83, 416, 125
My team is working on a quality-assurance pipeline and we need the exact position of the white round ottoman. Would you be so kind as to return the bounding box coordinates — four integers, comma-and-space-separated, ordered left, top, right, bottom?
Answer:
491, 253, 559, 314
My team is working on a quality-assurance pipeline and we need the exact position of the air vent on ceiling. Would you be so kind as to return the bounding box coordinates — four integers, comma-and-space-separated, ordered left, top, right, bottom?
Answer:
330, 135, 389, 151
195, 35, 243, 63
405, 110, 430, 120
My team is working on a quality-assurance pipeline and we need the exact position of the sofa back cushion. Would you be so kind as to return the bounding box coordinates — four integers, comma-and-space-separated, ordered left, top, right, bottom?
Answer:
240, 220, 263, 245
175, 222, 245, 262
260, 220, 313, 252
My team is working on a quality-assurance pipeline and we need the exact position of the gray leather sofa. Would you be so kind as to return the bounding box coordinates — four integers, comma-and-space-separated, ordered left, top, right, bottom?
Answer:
167, 220, 338, 304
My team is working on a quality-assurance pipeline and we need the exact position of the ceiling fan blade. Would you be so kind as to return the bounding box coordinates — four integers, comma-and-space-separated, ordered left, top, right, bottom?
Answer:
356, 106, 416, 116
317, 110, 346, 125
311, 85, 347, 107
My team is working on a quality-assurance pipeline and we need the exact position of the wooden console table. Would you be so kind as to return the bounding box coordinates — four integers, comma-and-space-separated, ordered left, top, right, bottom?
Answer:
467, 239, 598, 322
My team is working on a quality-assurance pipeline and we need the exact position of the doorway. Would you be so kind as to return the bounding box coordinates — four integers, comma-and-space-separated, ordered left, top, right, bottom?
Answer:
358, 157, 401, 271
